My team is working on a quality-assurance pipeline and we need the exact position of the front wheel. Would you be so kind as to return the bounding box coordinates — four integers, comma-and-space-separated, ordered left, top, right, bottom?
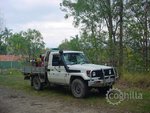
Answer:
32, 76, 43, 90
71, 79, 88, 98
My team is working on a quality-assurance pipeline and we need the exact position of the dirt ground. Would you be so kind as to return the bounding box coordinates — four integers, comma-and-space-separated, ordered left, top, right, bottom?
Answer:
0, 87, 126, 113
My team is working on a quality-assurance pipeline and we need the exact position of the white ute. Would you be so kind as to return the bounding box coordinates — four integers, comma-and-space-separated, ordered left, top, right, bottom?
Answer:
23, 49, 118, 98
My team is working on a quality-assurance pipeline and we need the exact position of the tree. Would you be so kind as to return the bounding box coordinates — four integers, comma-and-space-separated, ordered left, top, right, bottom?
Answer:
6, 33, 27, 55
0, 28, 45, 60
125, 0, 150, 71
22, 29, 45, 59
60, 0, 150, 73
0, 27, 12, 54
60, 0, 125, 74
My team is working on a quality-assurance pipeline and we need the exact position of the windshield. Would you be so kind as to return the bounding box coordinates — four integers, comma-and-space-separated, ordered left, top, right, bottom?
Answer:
63, 53, 89, 65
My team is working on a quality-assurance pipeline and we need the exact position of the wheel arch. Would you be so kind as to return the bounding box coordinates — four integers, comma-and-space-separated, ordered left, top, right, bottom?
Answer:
69, 75, 88, 86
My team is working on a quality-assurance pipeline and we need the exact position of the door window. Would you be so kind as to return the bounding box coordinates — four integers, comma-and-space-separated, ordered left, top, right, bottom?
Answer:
52, 54, 60, 66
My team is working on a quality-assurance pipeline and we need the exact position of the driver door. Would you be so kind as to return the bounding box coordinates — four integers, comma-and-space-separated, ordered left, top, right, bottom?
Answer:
48, 54, 67, 84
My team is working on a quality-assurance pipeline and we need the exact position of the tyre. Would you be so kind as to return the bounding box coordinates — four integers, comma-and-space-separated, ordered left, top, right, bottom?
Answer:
32, 76, 43, 90
98, 86, 112, 94
71, 79, 88, 98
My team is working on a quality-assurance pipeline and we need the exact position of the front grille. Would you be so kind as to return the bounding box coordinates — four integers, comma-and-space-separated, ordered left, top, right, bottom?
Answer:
91, 68, 115, 79
110, 76, 115, 78
104, 68, 114, 75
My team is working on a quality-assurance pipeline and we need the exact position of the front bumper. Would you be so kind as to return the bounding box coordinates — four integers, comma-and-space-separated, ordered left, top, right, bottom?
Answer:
88, 75, 117, 87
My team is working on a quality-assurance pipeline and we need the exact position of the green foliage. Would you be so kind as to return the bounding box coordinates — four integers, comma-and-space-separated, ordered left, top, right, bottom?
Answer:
21, 29, 45, 58
59, 35, 81, 51
0, 28, 45, 60
124, 0, 150, 71
7, 33, 27, 55
0, 27, 13, 54
60, 0, 150, 73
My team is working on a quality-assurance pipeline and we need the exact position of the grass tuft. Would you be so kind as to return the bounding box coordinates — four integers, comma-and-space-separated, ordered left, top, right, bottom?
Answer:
119, 72, 150, 89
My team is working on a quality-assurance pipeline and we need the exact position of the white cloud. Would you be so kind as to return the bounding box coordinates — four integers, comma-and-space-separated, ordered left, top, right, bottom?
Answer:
23, 0, 60, 6
1, 0, 79, 48
12, 18, 79, 48
10, 0, 61, 10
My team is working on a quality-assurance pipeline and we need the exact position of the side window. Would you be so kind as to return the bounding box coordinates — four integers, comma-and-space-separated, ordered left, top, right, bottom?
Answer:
52, 54, 60, 66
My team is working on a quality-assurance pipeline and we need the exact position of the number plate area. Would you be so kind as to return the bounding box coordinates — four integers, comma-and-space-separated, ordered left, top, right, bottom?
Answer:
105, 77, 114, 83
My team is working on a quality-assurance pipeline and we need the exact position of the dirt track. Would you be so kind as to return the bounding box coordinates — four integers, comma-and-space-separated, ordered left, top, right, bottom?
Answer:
0, 87, 108, 113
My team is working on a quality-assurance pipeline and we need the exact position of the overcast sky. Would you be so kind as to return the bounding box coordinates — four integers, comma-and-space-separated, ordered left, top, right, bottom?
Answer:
0, 0, 79, 48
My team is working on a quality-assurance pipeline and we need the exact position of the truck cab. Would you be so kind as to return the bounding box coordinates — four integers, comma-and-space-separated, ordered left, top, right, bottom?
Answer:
23, 49, 118, 98
47, 51, 89, 84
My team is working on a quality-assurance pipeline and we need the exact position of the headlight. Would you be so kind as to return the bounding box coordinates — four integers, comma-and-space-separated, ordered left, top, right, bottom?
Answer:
92, 72, 96, 77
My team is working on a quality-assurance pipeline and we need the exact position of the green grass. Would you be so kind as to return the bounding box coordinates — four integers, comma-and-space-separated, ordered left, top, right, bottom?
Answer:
0, 70, 150, 113
119, 72, 150, 89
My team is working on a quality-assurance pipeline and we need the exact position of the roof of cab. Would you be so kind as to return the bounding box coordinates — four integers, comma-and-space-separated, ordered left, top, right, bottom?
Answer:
51, 50, 83, 54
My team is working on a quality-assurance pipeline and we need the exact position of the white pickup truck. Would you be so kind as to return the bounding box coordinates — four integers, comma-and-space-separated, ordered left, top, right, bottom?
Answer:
23, 49, 118, 98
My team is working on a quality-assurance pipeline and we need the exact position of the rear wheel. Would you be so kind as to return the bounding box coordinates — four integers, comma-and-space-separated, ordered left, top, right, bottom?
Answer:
32, 76, 43, 90
71, 79, 88, 98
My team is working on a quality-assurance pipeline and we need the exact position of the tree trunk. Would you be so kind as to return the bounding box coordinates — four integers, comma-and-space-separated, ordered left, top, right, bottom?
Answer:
106, 0, 116, 67
144, 0, 148, 71
119, 0, 123, 76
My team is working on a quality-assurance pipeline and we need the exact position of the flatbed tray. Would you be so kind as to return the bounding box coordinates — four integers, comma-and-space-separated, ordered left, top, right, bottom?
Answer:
22, 66, 45, 75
